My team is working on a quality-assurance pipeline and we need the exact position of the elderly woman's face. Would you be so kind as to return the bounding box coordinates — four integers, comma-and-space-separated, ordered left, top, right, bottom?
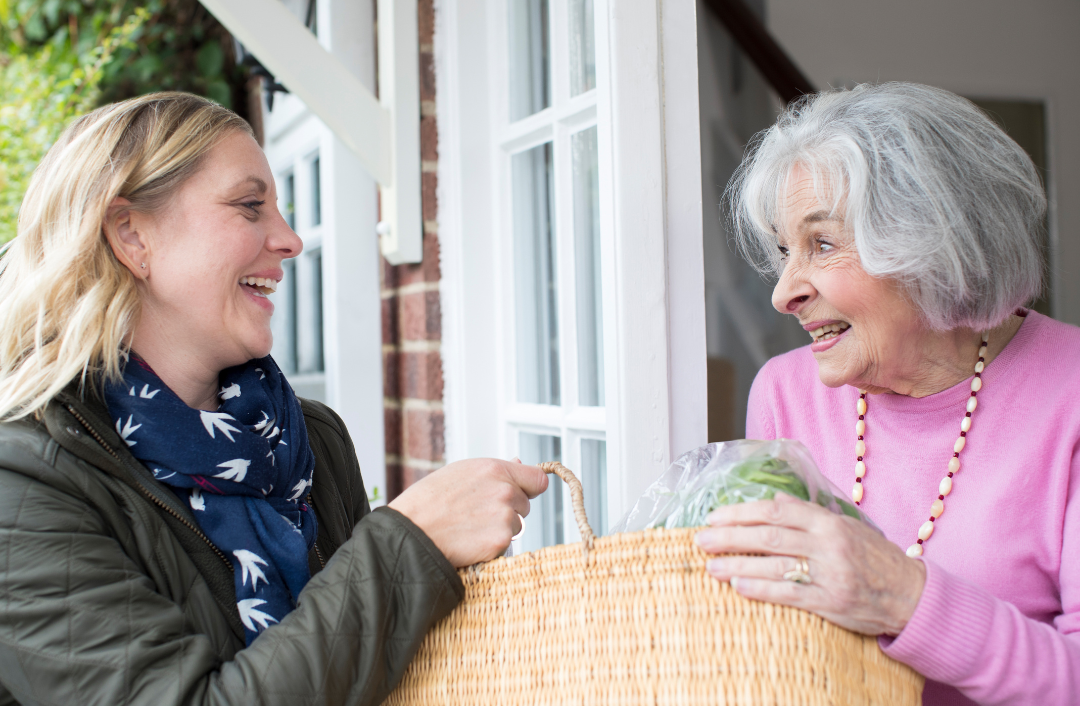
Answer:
135, 132, 301, 371
771, 166, 922, 389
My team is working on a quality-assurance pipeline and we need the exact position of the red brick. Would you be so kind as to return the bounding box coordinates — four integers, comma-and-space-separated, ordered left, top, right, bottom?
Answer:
383, 350, 401, 398
418, 0, 435, 47
400, 290, 442, 340
384, 406, 403, 457
419, 51, 436, 103
395, 230, 441, 287
401, 351, 443, 400
381, 295, 399, 345
405, 408, 445, 461
386, 461, 405, 500
422, 172, 438, 222
381, 256, 398, 291
420, 115, 439, 162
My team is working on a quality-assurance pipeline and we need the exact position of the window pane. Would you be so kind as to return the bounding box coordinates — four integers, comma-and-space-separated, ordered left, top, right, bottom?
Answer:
297, 248, 324, 374
283, 173, 296, 230
311, 155, 322, 227
568, 0, 596, 96
312, 249, 324, 372
508, 0, 550, 121
518, 432, 562, 551
580, 438, 607, 535
277, 259, 298, 374
573, 127, 604, 406
513, 143, 560, 405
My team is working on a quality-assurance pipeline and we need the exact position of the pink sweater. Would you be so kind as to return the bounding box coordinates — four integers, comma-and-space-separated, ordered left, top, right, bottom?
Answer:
746, 311, 1080, 705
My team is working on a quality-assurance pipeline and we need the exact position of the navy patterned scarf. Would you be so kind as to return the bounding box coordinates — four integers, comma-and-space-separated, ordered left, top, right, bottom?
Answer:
104, 355, 317, 644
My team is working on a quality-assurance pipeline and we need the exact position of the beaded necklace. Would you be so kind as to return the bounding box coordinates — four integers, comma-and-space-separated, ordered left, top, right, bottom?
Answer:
851, 332, 989, 558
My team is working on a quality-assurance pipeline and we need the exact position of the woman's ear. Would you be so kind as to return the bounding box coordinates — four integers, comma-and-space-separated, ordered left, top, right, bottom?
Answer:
103, 197, 150, 278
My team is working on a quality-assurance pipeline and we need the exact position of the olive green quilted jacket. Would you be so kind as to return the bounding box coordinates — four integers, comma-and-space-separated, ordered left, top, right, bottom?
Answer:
0, 387, 464, 705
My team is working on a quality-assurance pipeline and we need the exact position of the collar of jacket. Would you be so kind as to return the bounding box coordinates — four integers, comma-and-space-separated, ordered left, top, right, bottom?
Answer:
43, 382, 247, 641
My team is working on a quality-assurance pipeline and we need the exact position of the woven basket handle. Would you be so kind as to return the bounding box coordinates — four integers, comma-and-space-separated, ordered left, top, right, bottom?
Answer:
538, 461, 596, 549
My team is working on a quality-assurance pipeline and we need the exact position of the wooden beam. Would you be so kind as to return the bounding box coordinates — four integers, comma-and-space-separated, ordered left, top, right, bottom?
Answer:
198, 0, 392, 184
700, 0, 816, 104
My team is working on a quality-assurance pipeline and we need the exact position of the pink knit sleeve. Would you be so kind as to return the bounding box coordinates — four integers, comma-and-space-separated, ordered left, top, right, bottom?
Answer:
745, 362, 777, 440
879, 442, 1080, 704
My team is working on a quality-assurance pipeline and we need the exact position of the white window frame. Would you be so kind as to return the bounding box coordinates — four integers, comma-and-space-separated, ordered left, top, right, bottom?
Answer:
493, 1, 606, 543
438, 0, 707, 532
261, 0, 387, 504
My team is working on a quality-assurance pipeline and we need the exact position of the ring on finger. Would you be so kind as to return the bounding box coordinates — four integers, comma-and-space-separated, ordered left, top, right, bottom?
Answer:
782, 556, 812, 585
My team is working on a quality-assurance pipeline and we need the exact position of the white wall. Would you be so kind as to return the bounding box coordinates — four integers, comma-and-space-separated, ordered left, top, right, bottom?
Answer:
768, 0, 1080, 325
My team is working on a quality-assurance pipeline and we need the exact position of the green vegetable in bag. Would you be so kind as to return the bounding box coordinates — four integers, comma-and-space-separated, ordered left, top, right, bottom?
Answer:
609, 440, 874, 534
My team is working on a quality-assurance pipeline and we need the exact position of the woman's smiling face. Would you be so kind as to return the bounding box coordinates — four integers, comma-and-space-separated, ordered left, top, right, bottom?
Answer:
771, 165, 926, 391
128, 131, 302, 373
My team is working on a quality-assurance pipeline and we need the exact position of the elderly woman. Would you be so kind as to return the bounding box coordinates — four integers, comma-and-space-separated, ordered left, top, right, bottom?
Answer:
0, 93, 546, 704
696, 82, 1080, 705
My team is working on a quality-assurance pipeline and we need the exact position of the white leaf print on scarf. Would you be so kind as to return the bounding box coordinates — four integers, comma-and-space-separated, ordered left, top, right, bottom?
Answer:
214, 458, 251, 482
200, 411, 241, 441
234, 549, 270, 590
237, 598, 278, 631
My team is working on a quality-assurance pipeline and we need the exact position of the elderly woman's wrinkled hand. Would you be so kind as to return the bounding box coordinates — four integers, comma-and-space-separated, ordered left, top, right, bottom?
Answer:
695, 492, 926, 636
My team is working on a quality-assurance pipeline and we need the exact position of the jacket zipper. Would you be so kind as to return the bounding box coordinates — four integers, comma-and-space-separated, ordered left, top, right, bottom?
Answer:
306, 493, 327, 569
66, 404, 233, 572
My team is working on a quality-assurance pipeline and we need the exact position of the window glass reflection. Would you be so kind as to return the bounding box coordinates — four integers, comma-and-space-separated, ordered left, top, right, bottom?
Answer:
508, 0, 551, 121
573, 127, 603, 406
513, 143, 560, 405
568, 0, 596, 96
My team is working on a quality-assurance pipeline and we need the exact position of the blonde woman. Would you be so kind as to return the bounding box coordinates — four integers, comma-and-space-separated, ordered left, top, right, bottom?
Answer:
0, 93, 546, 705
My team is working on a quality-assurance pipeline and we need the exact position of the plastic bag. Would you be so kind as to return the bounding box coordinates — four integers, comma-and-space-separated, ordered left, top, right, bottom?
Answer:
610, 439, 875, 533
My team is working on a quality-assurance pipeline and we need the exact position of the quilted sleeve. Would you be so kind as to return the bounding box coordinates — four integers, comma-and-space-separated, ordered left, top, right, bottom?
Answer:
0, 466, 463, 706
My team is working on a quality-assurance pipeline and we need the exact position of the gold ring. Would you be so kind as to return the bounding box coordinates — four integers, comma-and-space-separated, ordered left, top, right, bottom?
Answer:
782, 556, 812, 585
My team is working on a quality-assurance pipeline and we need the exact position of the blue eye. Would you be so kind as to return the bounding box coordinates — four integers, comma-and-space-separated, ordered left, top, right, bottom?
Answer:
242, 200, 266, 212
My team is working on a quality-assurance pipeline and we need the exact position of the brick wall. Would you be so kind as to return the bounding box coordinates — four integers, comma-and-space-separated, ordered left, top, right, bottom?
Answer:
382, 0, 445, 499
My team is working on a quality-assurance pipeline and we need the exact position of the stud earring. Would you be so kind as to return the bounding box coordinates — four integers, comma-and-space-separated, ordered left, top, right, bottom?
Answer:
140, 263, 146, 269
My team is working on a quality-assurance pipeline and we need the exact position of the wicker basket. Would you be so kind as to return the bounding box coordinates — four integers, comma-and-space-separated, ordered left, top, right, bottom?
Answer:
385, 462, 923, 706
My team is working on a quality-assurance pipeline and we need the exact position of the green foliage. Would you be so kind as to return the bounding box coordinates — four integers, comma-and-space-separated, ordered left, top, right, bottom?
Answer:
0, 0, 251, 244
0, 7, 147, 243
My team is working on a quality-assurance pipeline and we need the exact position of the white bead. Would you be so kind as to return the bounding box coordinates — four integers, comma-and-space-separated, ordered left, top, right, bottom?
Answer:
852, 482, 864, 503
906, 544, 923, 558
961, 416, 972, 432
939, 476, 953, 496
948, 457, 961, 474
967, 396, 978, 413
971, 377, 982, 392
954, 436, 966, 453
855, 460, 866, 479
978, 344, 988, 357
857, 398, 867, 415
855, 440, 866, 457
856, 419, 866, 435
918, 521, 935, 541
930, 498, 944, 518
975, 360, 985, 373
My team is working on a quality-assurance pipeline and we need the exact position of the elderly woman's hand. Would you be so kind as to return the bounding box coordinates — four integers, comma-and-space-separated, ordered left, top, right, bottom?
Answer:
695, 492, 926, 636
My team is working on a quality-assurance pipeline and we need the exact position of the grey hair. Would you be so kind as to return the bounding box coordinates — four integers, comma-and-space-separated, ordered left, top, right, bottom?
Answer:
726, 82, 1046, 331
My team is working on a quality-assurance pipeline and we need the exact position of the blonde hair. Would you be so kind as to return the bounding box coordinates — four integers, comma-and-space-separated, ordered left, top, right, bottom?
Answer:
0, 92, 252, 421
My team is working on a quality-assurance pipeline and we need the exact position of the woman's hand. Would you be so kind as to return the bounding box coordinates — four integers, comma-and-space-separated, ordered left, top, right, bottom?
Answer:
695, 492, 926, 636
389, 458, 549, 568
